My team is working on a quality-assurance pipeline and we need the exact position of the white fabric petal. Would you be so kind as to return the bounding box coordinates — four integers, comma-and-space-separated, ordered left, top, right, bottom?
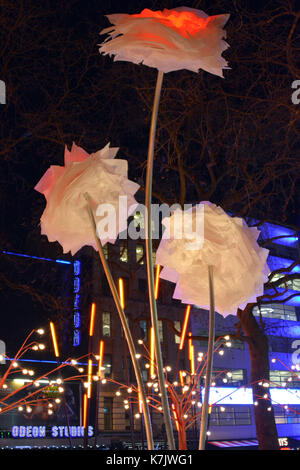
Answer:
35, 143, 140, 255
99, 8, 229, 77
156, 202, 270, 317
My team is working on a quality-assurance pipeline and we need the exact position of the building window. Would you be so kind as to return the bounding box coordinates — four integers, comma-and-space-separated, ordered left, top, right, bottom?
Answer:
103, 244, 109, 260
136, 244, 144, 264
270, 370, 299, 388
174, 321, 181, 344
133, 211, 145, 230
120, 241, 128, 262
269, 273, 300, 292
103, 397, 113, 430
210, 406, 251, 426
274, 405, 300, 424
102, 276, 110, 296
139, 320, 147, 341
102, 312, 111, 337
198, 335, 244, 351
158, 320, 163, 342
213, 368, 246, 387
253, 304, 297, 321
103, 354, 112, 377
138, 278, 147, 294
122, 356, 135, 382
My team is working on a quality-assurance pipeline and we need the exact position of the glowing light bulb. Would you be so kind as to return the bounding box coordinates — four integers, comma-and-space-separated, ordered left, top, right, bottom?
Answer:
37, 329, 45, 335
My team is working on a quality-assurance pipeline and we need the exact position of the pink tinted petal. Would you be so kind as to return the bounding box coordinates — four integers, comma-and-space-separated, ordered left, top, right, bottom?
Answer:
34, 166, 65, 199
64, 143, 90, 165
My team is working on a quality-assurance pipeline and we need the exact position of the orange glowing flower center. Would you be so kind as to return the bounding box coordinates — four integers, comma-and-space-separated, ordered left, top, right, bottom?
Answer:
132, 9, 207, 36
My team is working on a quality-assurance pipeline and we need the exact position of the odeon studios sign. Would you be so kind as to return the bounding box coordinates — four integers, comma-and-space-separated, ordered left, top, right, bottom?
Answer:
11, 425, 94, 439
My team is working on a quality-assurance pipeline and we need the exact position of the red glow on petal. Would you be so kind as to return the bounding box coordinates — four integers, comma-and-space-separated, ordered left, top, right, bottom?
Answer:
132, 9, 207, 36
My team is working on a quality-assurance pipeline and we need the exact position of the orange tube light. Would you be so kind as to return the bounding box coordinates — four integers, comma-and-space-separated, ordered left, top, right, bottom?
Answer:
171, 404, 179, 431
190, 345, 195, 376
138, 391, 143, 414
87, 359, 93, 398
98, 340, 104, 378
188, 332, 192, 360
49, 322, 59, 358
179, 305, 191, 350
150, 327, 155, 378
179, 370, 184, 388
154, 264, 161, 299
119, 278, 125, 310
83, 393, 88, 428
89, 303, 96, 337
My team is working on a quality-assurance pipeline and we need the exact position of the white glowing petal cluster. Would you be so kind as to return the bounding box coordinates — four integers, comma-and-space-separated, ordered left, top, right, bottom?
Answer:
156, 202, 270, 317
99, 7, 230, 77
35, 143, 139, 255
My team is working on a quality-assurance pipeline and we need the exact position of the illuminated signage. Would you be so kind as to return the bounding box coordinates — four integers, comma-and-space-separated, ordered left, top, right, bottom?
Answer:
11, 425, 93, 439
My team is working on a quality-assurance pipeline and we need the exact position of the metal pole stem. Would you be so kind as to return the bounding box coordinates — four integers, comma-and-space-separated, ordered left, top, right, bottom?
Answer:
145, 70, 175, 450
84, 192, 154, 450
199, 265, 215, 450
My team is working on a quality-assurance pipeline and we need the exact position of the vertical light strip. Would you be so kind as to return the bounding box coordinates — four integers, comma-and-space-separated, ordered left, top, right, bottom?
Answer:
171, 404, 179, 431
87, 359, 93, 399
179, 305, 191, 350
154, 264, 161, 300
49, 322, 59, 358
98, 340, 104, 378
83, 393, 88, 428
179, 370, 184, 388
150, 327, 155, 378
89, 303, 96, 337
138, 391, 143, 414
119, 278, 125, 310
190, 345, 195, 376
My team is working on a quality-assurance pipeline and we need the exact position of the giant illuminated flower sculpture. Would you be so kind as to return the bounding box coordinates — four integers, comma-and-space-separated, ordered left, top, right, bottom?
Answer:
35, 142, 139, 255
99, 7, 229, 77
156, 202, 270, 316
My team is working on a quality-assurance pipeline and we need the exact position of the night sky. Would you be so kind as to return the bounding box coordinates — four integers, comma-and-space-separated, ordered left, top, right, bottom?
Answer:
0, 1, 299, 353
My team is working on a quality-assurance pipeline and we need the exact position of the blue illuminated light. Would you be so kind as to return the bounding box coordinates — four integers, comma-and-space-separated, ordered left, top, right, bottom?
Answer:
259, 223, 299, 248
2, 251, 71, 265
73, 260, 81, 347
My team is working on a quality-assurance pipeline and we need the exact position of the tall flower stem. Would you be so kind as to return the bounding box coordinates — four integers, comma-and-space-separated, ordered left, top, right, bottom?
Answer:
145, 70, 175, 450
199, 265, 215, 450
84, 192, 154, 450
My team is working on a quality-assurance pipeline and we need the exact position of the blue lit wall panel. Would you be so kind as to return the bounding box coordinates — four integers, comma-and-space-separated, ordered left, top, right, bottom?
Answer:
267, 255, 300, 274
259, 223, 299, 248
